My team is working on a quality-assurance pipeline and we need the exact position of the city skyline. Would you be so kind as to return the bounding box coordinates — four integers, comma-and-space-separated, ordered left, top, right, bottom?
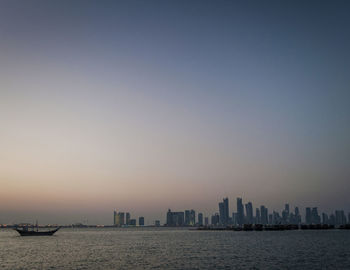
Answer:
166, 197, 349, 227
1, 0, 350, 225
1, 195, 349, 226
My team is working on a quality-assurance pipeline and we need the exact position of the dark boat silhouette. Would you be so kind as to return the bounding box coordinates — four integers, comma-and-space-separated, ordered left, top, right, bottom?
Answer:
14, 226, 60, 236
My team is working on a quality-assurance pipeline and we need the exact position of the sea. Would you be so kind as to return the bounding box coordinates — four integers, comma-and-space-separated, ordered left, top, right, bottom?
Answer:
1, 227, 349, 269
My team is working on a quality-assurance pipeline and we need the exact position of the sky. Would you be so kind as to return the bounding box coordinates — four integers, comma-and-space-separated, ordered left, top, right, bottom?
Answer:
0, 0, 349, 225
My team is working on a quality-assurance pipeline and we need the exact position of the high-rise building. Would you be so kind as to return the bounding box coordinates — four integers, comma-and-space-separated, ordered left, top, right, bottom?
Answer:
113, 210, 117, 226
311, 207, 320, 224
272, 211, 280, 225
255, 208, 261, 224
126, 212, 130, 225
219, 198, 229, 225
155, 220, 160, 227
211, 213, 220, 226
185, 210, 190, 226
190, 209, 196, 226
139, 216, 145, 226
282, 204, 290, 224
223, 198, 229, 225
237, 198, 244, 225
204, 217, 209, 226
129, 219, 136, 226
335, 210, 346, 225
113, 212, 125, 226
119, 212, 125, 225
322, 213, 328, 224
329, 214, 336, 225
232, 212, 237, 225
268, 214, 273, 225
166, 209, 185, 226
306, 207, 312, 224
294, 207, 301, 224
219, 202, 224, 225
260, 205, 268, 225
219, 198, 230, 225
198, 213, 203, 226
245, 202, 253, 224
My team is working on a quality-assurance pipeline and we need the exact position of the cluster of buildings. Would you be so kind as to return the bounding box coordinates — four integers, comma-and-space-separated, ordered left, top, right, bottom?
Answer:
166, 209, 206, 227
113, 211, 144, 226
166, 197, 350, 227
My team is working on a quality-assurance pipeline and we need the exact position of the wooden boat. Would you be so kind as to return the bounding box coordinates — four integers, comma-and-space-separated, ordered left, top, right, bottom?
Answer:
14, 226, 60, 236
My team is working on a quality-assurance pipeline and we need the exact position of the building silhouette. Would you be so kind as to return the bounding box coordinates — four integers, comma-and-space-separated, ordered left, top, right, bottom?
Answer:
211, 213, 220, 226
306, 207, 312, 224
255, 208, 261, 224
198, 213, 203, 226
166, 209, 184, 226
113, 211, 125, 226
236, 198, 244, 225
245, 202, 253, 224
126, 212, 131, 225
139, 217, 145, 226
219, 198, 229, 225
260, 205, 268, 225
335, 210, 346, 225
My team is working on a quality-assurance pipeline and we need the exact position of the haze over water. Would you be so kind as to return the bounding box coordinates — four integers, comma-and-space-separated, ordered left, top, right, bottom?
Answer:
1, 0, 350, 225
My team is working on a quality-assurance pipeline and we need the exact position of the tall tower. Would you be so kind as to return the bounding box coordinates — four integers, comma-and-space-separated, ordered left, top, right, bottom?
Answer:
126, 212, 131, 225
223, 198, 229, 225
237, 197, 244, 225
113, 210, 117, 226
245, 202, 253, 224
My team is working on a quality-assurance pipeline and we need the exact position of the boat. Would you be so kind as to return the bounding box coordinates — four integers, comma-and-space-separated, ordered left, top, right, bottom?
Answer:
14, 222, 60, 236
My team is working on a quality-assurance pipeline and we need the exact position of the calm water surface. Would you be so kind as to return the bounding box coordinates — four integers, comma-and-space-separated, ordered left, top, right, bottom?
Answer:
1, 228, 349, 269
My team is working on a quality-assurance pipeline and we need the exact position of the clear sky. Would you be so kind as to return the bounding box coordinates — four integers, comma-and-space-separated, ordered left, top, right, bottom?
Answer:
0, 0, 349, 225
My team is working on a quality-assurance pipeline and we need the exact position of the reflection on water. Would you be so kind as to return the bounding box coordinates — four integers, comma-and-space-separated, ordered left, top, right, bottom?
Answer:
1, 228, 350, 269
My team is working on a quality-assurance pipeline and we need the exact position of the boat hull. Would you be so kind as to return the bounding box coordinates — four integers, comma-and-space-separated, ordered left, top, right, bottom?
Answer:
15, 227, 60, 236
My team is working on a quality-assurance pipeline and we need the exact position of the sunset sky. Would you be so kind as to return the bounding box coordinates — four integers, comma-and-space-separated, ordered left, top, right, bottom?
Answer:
1, 0, 349, 225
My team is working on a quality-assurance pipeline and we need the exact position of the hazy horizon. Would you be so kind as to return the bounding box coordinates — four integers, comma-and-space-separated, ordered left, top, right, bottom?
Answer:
1, 0, 350, 225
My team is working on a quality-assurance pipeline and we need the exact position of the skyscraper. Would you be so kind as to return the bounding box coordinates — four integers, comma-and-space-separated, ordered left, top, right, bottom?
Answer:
236, 197, 244, 225
211, 213, 220, 226
255, 208, 261, 224
139, 216, 145, 226
166, 209, 185, 226
232, 212, 237, 226
126, 212, 130, 226
306, 207, 312, 224
119, 212, 125, 226
282, 204, 290, 224
335, 210, 346, 225
219, 199, 229, 225
190, 209, 196, 226
245, 202, 253, 224
185, 210, 190, 226
311, 208, 320, 224
113, 212, 125, 226
322, 213, 328, 224
113, 210, 117, 226
219, 202, 224, 225
295, 207, 301, 224
285, 204, 290, 215
198, 213, 203, 226
260, 205, 268, 225
204, 217, 209, 226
